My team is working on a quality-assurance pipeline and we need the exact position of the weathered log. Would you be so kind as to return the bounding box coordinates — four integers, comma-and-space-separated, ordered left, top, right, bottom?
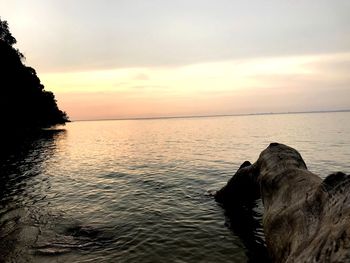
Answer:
215, 160, 260, 207
216, 143, 350, 262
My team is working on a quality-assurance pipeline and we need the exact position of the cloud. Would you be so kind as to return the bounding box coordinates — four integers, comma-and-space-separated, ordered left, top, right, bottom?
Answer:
133, 73, 150, 80
130, 85, 170, 90
46, 52, 350, 119
1, 0, 349, 72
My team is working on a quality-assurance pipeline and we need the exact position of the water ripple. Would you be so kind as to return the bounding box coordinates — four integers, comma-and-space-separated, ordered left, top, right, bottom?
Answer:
1, 113, 349, 262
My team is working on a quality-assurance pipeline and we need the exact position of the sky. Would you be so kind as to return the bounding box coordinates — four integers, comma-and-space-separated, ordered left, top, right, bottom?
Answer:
1, 0, 350, 120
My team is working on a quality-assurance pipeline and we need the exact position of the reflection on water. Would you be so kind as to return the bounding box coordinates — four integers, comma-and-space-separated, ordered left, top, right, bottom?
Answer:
0, 112, 349, 262
0, 129, 65, 262
222, 201, 270, 263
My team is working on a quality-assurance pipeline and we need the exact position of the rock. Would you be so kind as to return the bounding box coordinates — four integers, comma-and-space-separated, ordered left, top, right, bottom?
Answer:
216, 143, 350, 262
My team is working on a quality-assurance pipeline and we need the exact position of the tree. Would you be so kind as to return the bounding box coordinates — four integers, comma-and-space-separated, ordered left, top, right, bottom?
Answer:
0, 18, 16, 46
0, 17, 69, 130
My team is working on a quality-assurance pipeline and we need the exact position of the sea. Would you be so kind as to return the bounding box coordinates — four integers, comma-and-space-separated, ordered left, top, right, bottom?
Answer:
0, 112, 349, 263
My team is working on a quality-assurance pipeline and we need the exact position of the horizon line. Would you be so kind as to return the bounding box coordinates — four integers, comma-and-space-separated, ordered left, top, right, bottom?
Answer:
70, 109, 350, 123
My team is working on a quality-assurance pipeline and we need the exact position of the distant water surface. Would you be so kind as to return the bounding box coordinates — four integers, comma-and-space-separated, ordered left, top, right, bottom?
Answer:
0, 112, 349, 262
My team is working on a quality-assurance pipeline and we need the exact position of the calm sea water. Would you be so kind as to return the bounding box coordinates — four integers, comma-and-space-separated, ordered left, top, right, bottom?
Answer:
1, 112, 349, 263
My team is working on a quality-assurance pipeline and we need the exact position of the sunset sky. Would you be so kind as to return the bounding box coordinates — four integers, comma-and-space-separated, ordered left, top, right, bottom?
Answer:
1, 0, 349, 120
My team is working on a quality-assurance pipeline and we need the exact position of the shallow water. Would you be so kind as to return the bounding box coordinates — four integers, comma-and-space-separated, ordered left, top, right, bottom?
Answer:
1, 112, 349, 262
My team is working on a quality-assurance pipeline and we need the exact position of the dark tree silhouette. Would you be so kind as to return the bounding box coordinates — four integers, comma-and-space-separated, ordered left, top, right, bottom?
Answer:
0, 19, 16, 46
0, 17, 69, 130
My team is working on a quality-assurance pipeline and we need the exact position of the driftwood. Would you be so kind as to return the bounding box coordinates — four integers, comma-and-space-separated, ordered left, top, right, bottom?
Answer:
215, 143, 350, 262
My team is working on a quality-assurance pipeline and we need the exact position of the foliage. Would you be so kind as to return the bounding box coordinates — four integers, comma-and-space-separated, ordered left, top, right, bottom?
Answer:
0, 18, 16, 46
0, 17, 69, 129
